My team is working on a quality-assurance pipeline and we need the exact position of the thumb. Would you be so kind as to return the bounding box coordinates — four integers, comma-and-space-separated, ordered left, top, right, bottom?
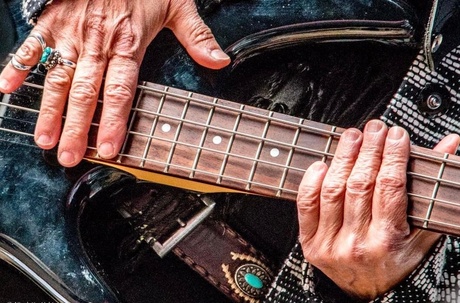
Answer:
166, 1, 230, 70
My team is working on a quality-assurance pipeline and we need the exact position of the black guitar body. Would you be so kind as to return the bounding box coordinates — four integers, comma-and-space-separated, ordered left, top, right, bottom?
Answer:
0, 0, 430, 302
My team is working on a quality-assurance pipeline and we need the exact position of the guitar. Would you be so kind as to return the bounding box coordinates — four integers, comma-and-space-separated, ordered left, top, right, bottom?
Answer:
0, 1, 445, 302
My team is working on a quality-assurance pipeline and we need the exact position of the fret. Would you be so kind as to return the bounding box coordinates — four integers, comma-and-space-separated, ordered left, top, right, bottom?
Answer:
276, 118, 304, 197
322, 126, 337, 163
245, 111, 274, 191
118, 86, 146, 162
140, 86, 168, 167
217, 104, 245, 184
422, 153, 448, 228
163, 92, 192, 173
189, 98, 218, 178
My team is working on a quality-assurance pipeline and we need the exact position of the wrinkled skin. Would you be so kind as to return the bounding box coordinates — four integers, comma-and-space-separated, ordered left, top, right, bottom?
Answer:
297, 119, 460, 300
0, 0, 230, 167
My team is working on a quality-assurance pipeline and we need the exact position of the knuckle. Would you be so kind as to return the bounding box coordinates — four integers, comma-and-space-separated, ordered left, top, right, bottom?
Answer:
62, 124, 88, 140
69, 81, 99, 105
321, 182, 345, 201
38, 105, 61, 120
186, 19, 214, 45
45, 69, 72, 92
376, 172, 406, 192
16, 40, 42, 62
104, 83, 134, 102
346, 172, 374, 193
100, 116, 126, 133
112, 22, 140, 58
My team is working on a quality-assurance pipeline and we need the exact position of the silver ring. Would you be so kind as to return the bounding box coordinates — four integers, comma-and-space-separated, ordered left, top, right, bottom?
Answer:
59, 58, 77, 69
10, 55, 33, 71
40, 47, 76, 70
29, 33, 46, 51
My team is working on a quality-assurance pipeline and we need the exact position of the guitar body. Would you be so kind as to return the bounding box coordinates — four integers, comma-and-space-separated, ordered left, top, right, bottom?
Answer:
0, 0, 427, 302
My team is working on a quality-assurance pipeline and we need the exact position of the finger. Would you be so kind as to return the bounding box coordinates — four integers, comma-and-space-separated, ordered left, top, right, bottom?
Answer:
297, 161, 328, 244
0, 32, 51, 93
433, 133, 460, 154
167, 1, 230, 70
97, 56, 139, 158
57, 51, 107, 167
342, 120, 387, 234
35, 45, 77, 150
372, 126, 410, 233
316, 128, 362, 238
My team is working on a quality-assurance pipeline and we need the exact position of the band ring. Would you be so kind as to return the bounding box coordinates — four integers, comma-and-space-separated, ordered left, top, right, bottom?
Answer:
29, 33, 46, 51
40, 47, 76, 70
10, 55, 33, 71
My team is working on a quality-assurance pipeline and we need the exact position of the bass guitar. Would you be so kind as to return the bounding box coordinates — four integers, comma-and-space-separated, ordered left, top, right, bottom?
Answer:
0, 0, 447, 302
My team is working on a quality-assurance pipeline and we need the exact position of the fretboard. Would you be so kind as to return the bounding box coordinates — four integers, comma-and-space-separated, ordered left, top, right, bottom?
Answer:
84, 81, 460, 237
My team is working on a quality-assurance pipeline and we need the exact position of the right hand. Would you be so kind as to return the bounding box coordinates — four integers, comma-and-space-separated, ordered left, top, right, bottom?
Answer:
297, 120, 459, 300
0, 0, 230, 167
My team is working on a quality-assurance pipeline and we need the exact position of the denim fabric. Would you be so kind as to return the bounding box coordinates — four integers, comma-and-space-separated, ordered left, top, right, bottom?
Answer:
6, 0, 31, 44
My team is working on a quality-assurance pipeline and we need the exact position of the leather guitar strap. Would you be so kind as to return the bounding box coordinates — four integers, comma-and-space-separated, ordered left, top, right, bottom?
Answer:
116, 181, 277, 303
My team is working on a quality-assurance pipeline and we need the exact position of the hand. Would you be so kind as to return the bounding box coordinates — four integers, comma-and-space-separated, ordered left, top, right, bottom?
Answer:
0, 0, 230, 167
297, 119, 460, 300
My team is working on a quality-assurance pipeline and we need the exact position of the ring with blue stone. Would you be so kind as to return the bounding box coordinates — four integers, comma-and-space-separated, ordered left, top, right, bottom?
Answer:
40, 47, 76, 70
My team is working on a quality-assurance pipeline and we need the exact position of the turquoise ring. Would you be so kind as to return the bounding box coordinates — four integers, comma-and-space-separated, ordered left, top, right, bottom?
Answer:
40, 47, 76, 70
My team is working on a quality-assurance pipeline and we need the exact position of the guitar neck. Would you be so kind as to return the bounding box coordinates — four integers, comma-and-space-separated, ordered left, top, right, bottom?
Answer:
84, 81, 460, 237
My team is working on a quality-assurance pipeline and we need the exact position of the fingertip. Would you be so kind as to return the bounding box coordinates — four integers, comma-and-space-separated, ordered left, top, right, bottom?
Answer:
0, 79, 10, 92
58, 150, 77, 167
97, 142, 115, 159
189, 46, 231, 70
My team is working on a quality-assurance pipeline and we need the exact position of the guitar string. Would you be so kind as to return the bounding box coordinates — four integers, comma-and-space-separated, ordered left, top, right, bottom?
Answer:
2, 81, 460, 191
1, 72, 460, 216
2, 61, 459, 168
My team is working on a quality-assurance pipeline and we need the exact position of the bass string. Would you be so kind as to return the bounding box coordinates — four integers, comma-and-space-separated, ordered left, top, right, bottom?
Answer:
1, 69, 460, 206
1, 94, 457, 182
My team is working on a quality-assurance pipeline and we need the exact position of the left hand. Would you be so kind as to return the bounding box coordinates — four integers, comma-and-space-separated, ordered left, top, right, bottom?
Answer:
297, 119, 460, 300
0, 0, 230, 167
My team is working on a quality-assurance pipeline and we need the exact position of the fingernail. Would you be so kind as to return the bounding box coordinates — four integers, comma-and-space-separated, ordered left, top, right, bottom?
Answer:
388, 126, 405, 140
344, 129, 361, 142
59, 150, 76, 166
366, 120, 384, 133
210, 49, 230, 61
0, 79, 9, 91
98, 142, 115, 158
36, 134, 52, 147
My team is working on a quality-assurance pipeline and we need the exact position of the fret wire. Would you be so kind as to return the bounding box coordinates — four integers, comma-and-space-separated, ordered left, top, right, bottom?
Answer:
217, 104, 244, 184
322, 126, 337, 163
119, 83, 148, 163
245, 111, 274, 191
423, 153, 448, 228
189, 98, 218, 179
163, 92, 192, 173
140, 86, 168, 167
276, 118, 304, 197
